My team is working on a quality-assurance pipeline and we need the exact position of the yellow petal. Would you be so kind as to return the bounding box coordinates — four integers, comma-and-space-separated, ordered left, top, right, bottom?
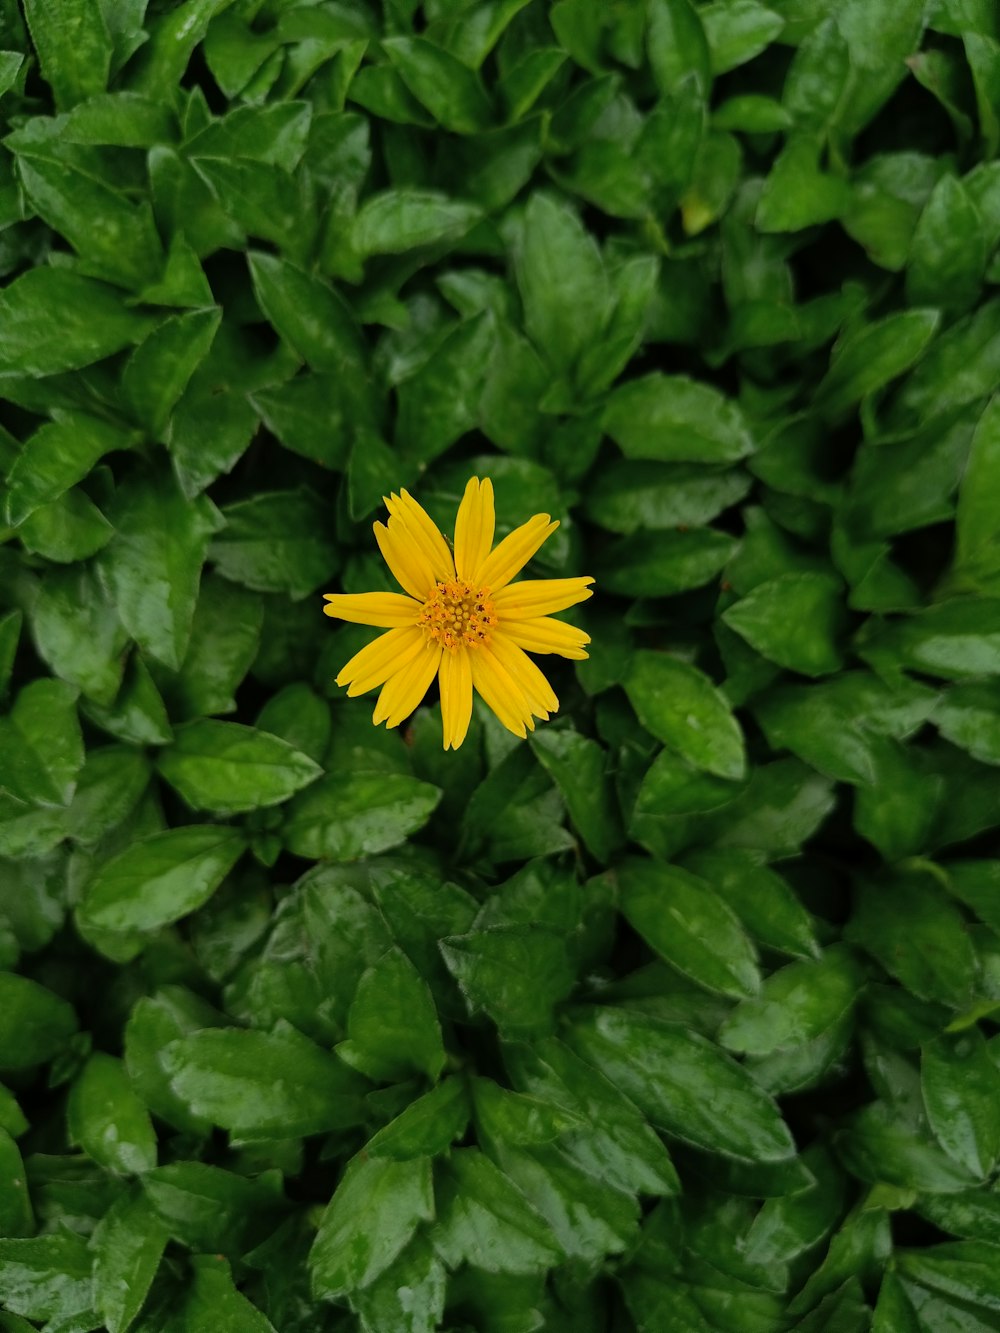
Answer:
336, 626, 425, 696
373, 641, 442, 728
488, 634, 558, 717
439, 646, 473, 750
454, 477, 495, 581
470, 645, 534, 739
495, 617, 591, 660
494, 576, 594, 620
384, 490, 454, 583
374, 520, 436, 600
323, 592, 422, 627
475, 514, 559, 591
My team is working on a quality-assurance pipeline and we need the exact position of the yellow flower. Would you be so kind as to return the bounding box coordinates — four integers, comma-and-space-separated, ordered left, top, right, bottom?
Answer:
323, 478, 594, 749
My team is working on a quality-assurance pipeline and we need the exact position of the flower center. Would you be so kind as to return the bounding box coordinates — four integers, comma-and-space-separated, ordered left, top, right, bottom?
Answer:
419, 579, 497, 651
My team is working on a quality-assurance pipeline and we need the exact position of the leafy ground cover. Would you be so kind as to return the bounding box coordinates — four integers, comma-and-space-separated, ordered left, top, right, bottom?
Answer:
2, 0, 1000, 1328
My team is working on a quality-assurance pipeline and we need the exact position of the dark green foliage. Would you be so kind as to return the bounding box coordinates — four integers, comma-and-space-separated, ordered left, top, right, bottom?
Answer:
2, 0, 1000, 1329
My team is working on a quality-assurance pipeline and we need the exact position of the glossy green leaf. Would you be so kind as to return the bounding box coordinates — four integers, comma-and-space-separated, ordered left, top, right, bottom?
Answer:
603, 373, 753, 464
568, 1007, 796, 1162
78, 825, 244, 935
383, 36, 493, 133
719, 945, 865, 1057
310, 1155, 433, 1298
724, 574, 846, 676
98, 467, 223, 670
67, 1052, 156, 1176
0, 973, 77, 1071
161, 1022, 367, 1138
209, 490, 339, 599
922, 1031, 1000, 1179
339, 946, 445, 1082
620, 858, 760, 999
157, 720, 321, 816
0, 268, 153, 375
624, 650, 746, 780
4, 412, 134, 527
847, 869, 976, 1009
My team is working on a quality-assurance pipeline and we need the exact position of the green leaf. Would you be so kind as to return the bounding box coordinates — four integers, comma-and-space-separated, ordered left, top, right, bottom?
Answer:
67, 1052, 156, 1176
680, 849, 819, 960
601, 528, 738, 597
440, 924, 576, 1039
65, 746, 151, 848
163, 574, 263, 721
169, 1254, 280, 1332
0, 1129, 32, 1237
383, 36, 494, 133
251, 374, 352, 470
846, 869, 976, 1009
0, 611, 21, 703
700, 1, 784, 74
283, 773, 441, 860
838, 1102, 979, 1193
922, 1031, 1000, 1179
122, 308, 221, 439
0, 1232, 93, 1323
11, 132, 164, 291
496, 1142, 639, 1263
4, 412, 134, 527
78, 825, 244, 935
719, 945, 866, 1057
603, 373, 753, 464
647, 0, 711, 95
209, 490, 339, 598
946, 860, 1000, 935
29, 564, 128, 707
396, 312, 494, 466
756, 136, 850, 232
140, 1160, 284, 1256
585, 460, 750, 535
161, 1022, 367, 1138
933, 683, 1000, 764
247, 251, 367, 380
619, 858, 761, 999
898, 1242, 1000, 1319
124, 990, 219, 1136
353, 188, 483, 256
815, 309, 941, 420
18, 487, 114, 563
0, 678, 83, 807
908, 174, 987, 311
624, 650, 746, 780
98, 466, 223, 670
21, 0, 110, 110
131, 0, 237, 101
724, 573, 846, 676
366, 1077, 470, 1161
954, 394, 1000, 591
156, 720, 322, 816
567, 1007, 796, 1162
0, 972, 77, 1071
890, 298, 1000, 430
338, 946, 445, 1082
505, 1037, 680, 1197
82, 653, 173, 747
349, 1236, 446, 1333
309, 1155, 433, 1298
0, 268, 153, 376
433, 1147, 562, 1273
514, 191, 609, 376
529, 728, 624, 863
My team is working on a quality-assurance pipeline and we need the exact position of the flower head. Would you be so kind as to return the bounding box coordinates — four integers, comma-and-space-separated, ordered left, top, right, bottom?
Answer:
323, 478, 593, 749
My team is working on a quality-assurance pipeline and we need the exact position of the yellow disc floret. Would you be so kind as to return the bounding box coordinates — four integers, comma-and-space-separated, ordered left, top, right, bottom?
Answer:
419, 579, 497, 651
